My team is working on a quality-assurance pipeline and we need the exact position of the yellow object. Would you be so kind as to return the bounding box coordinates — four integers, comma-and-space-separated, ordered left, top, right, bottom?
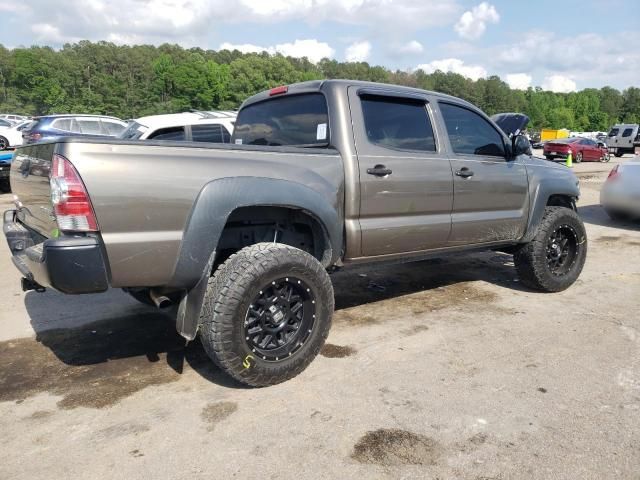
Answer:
566, 151, 573, 168
541, 128, 570, 142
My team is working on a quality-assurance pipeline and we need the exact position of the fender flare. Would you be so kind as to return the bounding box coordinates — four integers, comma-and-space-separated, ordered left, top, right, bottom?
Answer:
170, 176, 342, 340
521, 181, 579, 243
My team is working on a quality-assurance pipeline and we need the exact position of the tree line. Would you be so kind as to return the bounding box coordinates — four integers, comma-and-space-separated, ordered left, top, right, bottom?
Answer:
1, 41, 639, 131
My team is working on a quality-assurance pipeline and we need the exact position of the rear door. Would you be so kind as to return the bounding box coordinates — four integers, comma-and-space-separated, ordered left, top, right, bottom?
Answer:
349, 88, 453, 256
438, 101, 529, 245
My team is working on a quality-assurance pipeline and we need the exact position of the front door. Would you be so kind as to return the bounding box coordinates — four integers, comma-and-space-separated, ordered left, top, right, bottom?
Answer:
437, 102, 529, 245
349, 88, 454, 257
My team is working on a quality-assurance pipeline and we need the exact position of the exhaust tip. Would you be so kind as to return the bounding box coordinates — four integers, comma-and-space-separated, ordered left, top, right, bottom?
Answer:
149, 290, 172, 309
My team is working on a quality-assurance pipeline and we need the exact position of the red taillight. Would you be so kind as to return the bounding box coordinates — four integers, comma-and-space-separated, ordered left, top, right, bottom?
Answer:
607, 165, 620, 181
50, 154, 98, 232
269, 85, 288, 96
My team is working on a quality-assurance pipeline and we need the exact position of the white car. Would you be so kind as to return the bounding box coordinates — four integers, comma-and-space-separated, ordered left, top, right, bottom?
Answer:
120, 111, 236, 143
0, 114, 29, 124
0, 120, 33, 150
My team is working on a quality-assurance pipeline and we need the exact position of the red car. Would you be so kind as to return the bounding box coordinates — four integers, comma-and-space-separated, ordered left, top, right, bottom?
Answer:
543, 137, 610, 163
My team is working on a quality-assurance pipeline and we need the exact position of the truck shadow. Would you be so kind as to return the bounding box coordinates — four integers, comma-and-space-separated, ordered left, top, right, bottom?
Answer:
14, 251, 524, 404
578, 203, 640, 231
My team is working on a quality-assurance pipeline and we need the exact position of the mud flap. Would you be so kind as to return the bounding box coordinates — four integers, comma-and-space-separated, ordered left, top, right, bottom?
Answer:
175, 251, 216, 341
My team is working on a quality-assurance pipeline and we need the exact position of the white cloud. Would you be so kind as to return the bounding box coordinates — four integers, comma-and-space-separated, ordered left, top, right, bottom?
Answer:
219, 39, 334, 63
542, 75, 577, 93
345, 41, 371, 62
416, 58, 487, 81
454, 2, 499, 40
505, 73, 532, 90
397, 40, 424, 55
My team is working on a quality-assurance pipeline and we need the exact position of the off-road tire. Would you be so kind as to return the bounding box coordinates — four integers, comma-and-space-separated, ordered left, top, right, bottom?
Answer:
199, 243, 334, 387
514, 207, 587, 292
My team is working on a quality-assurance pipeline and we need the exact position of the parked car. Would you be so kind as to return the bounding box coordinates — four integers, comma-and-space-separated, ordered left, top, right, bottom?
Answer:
0, 120, 33, 150
119, 111, 236, 142
606, 124, 640, 157
0, 151, 12, 192
22, 114, 127, 144
0, 114, 29, 123
5, 80, 586, 387
0, 118, 15, 128
543, 137, 610, 162
601, 160, 640, 220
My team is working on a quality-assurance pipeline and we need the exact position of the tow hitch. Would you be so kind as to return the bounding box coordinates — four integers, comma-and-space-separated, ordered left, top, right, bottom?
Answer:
21, 277, 46, 293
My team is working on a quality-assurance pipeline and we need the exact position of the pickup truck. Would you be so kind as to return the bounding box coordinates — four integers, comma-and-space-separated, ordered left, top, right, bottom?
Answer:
3, 80, 587, 387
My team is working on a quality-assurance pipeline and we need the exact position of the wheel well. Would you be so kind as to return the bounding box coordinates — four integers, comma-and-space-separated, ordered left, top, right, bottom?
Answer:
547, 195, 576, 210
214, 206, 331, 269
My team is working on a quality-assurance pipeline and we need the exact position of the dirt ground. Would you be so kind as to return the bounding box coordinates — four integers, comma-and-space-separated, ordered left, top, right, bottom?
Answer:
1, 155, 638, 480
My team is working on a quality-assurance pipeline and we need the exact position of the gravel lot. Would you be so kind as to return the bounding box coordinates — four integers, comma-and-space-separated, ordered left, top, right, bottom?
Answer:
1, 154, 639, 480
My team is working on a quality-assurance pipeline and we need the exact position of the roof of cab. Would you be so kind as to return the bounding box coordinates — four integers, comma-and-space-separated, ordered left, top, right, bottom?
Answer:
239, 79, 476, 110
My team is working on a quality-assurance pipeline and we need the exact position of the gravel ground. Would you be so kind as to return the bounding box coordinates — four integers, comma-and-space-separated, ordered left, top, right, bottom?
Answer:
0, 155, 638, 480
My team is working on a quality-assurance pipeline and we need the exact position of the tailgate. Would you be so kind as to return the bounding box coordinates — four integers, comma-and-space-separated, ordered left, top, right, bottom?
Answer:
10, 143, 58, 238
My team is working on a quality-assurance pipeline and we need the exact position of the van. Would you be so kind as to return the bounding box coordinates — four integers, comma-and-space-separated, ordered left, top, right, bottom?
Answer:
606, 124, 640, 157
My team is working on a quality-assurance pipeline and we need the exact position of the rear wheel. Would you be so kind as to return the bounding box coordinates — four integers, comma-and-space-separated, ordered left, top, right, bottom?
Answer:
0, 136, 8, 150
575, 151, 583, 163
514, 207, 587, 292
199, 243, 334, 387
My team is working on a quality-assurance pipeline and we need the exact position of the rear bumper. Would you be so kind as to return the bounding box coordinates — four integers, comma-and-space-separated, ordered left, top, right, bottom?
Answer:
3, 209, 109, 293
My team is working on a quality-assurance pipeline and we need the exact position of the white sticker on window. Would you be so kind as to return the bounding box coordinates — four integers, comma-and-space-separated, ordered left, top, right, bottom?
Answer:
316, 123, 327, 141
235, 138, 243, 145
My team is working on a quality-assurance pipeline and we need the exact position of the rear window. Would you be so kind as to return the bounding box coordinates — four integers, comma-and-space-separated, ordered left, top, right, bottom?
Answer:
233, 93, 329, 147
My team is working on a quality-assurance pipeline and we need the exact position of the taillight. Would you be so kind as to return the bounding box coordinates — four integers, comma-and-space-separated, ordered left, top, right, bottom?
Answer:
607, 165, 620, 181
50, 154, 98, 232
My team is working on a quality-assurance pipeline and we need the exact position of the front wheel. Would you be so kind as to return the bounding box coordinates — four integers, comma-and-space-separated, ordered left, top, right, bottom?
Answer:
600, 151, 611, 162
199, 243, 334, 387
514, 207, 587, 292
614, 151, 623, 158
575, 151, 583, 163
0, 136, 8, 151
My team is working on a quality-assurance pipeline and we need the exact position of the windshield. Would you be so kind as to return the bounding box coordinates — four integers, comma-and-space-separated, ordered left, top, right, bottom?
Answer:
119, 121, 148, 140
233, 93, 329, 147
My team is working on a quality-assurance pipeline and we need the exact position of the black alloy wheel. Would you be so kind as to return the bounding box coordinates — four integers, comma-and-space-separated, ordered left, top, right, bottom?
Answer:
545, 225, 579, 277
244, 277, 316, 361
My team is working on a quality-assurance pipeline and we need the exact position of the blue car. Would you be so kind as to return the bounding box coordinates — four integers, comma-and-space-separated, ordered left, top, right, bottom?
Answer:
22, 114, 128, 144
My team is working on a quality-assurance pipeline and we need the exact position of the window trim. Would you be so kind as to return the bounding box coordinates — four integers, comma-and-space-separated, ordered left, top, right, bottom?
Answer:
438, 101, 507, 160
359, 92, 439, 154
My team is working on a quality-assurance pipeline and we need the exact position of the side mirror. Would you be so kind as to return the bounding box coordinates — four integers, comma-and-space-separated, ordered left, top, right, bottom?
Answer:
511, 134, 531, 158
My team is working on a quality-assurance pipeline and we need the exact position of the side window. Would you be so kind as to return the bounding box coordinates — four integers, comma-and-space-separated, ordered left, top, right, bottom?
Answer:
77, 119, 103, 135
622, 128, 633, 138
608, 128, 619, 137
52, 118, 72, 131
149, 126, 186, 141
191, 124, 224, 143
222, 126, 231, 143
440, 103, 505, 157
360, 95, 436, 152
102, 121, 125, 136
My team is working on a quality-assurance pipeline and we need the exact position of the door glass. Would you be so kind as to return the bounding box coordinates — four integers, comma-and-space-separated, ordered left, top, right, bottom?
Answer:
52, 118, 72, 132
149, 127, 186, 141
440, 103, 505, 157
103, 121, 125, 136
360, 95, 436, 152
191, 124, 223, 143
622, 128, 633, 137
77, 119, 103, 135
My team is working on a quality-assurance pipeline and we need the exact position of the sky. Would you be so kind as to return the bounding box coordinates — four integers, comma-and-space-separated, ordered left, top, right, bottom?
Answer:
0, 0, 638, 92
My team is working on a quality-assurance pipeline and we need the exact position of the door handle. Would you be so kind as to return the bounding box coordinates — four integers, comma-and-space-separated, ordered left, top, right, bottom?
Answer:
455, 167, 474, 178
367, 164, 392, 177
